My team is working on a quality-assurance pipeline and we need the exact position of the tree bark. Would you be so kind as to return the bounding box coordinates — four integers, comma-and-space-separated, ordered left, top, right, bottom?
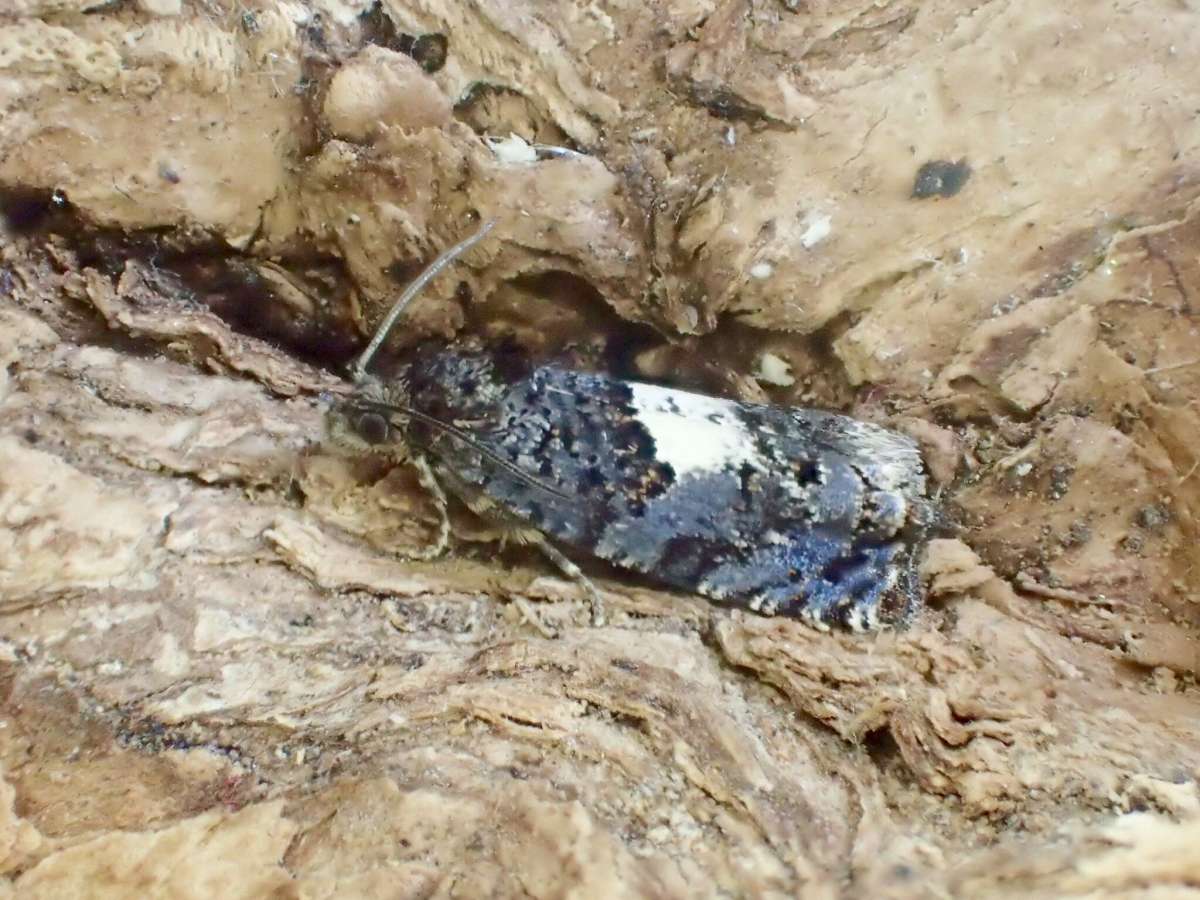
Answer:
1, 0, 1199, 896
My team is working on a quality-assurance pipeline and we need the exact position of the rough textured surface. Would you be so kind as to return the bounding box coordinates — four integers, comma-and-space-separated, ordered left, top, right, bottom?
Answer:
1, 0, 1199, 896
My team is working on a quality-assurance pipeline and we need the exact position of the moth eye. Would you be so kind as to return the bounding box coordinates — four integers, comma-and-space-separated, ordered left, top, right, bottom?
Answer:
355, 412, 391, 445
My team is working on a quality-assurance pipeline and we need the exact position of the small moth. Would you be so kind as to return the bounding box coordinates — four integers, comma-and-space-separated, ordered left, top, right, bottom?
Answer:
327, 221, 932, 630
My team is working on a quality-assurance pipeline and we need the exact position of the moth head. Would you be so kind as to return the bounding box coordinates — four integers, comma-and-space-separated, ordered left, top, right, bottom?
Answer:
322, 379, 411, 457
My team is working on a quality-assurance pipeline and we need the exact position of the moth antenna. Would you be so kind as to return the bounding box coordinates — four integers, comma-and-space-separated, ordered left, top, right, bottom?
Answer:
355, 398, 573, 502
348, 218, 498, 383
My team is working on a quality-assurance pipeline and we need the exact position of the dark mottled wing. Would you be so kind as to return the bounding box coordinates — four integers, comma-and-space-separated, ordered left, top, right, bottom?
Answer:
417, 362, 928, 630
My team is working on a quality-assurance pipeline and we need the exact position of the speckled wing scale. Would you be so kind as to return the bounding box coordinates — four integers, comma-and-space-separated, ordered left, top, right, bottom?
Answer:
330, 221, 932, 631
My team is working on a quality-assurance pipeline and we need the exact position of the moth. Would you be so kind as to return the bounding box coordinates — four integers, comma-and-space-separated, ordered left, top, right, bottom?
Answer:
327, 221, 932, 630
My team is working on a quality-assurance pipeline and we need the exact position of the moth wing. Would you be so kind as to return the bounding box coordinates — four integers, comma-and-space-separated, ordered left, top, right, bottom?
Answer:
774, 408, 926, 496
398, 358, 929, 630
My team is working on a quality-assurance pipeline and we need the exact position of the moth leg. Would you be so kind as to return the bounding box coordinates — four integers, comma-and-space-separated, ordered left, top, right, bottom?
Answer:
535, 540, 606, 627
887, 549, 924, 626
408, 453, 451, 560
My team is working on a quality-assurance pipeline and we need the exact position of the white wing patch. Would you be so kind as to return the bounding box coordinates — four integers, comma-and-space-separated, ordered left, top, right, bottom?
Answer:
629, 383, 764, 477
